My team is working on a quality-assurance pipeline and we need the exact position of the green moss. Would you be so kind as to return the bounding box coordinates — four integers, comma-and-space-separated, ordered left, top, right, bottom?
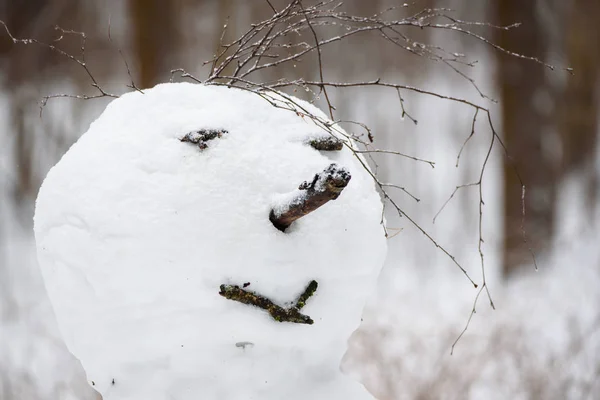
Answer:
219, 280, 318, 325
294, 280, 318, 310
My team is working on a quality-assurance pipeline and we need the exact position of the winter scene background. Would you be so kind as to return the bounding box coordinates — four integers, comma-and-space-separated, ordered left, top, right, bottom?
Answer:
1, 1, 599, 399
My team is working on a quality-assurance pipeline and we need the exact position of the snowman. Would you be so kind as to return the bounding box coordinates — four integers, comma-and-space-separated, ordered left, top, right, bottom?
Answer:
34, 82, 387, 400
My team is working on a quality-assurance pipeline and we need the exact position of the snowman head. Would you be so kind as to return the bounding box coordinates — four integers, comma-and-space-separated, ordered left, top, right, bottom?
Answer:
34, 82, 387, 400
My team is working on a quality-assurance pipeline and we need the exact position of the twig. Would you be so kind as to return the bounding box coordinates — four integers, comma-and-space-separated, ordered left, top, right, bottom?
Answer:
451, 285, 484, 355
0, 20, 118, 117
270, 163, 351, 232
456, 109, 479, 167
107, 18, 143, 93
355, 149, 435, 168
380, 183, 420, 202
433, 182, 479, 224
298, 0, 335, 119
219, 280, 318, 324
396, 88, 418, 125
294, 280, 318, 309
265, 0, 277, 14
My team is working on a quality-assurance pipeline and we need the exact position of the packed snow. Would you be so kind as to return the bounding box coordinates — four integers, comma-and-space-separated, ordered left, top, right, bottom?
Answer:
33, 83, 387, 400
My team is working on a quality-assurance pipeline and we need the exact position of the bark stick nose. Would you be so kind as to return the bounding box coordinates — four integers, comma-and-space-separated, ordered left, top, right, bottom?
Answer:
270, 163, 351, 232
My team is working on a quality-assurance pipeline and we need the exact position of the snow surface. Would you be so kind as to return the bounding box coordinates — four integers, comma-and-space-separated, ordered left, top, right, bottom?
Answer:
33, 83, 387, 400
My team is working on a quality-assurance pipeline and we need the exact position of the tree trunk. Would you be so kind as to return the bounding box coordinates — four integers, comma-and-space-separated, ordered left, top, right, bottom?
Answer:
559, 0, 600, 212
497, 0, 558, 277
128, 0, 180, 88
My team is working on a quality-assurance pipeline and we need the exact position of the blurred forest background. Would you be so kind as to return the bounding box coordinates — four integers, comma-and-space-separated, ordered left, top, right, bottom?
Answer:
0, 1, 599, 399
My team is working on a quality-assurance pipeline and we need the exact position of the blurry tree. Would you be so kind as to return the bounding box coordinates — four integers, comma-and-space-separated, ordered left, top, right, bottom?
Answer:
0, 0, 85, 225
128, 0, 181, 88
559, 0, 600, 212
497, 0, 559, 277
497, 0, 600, 277
1, 1, 48, 208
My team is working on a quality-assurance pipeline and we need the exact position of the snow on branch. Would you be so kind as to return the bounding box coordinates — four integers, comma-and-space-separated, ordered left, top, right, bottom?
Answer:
270, 163, 350, 232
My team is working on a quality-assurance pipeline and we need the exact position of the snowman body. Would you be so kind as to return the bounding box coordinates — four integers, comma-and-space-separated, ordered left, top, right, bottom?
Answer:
34, 83, 387, 400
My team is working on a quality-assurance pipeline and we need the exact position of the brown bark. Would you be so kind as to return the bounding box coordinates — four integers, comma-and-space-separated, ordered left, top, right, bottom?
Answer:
497, 1, 557, 277
270, 163, 351, 232
559, 0, 600, 212
128, 0, 179, 88
219, 280, 318, 324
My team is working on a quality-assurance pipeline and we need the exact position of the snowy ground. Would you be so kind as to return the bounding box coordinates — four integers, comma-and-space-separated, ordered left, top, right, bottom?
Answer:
1, 76, 599, 399
346, 193, 600, 400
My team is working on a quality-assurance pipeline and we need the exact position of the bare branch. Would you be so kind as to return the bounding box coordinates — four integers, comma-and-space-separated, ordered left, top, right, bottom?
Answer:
380, 183, 420, 203
433, 182, 479, 224
265, 0, 277, 14
5, 0, 554, 349
0, 20, 119, 116
355, 149, 435, 168
107, 20, 143, 94
298, 0, 335, 119
396, 88, 418, 125
456, 109, 479, 167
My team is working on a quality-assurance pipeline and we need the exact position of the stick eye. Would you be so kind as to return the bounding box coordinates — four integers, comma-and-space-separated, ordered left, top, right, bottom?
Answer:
180, 129, 228, 150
